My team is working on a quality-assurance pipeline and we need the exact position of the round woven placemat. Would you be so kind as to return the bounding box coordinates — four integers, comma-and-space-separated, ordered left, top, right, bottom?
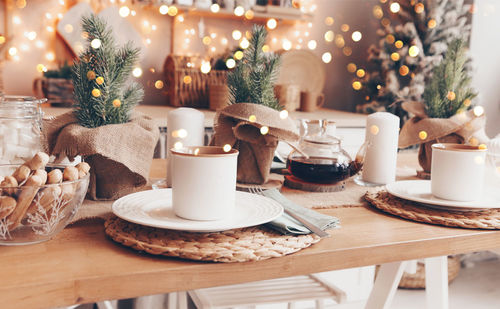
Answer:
104, 217, 321, 263
365, 191, 500, 229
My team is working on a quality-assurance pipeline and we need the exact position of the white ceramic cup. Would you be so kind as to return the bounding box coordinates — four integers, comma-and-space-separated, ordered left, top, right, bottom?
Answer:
431, 143, 488, 202
171, 146, 238, 221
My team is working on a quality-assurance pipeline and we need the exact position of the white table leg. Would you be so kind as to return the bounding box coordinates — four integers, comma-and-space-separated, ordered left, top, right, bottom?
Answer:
364, 261, 407, 309
425, 256, 448, 309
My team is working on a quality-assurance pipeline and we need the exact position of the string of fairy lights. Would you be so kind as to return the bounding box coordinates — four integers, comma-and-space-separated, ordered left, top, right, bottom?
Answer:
0, 0, 460, 96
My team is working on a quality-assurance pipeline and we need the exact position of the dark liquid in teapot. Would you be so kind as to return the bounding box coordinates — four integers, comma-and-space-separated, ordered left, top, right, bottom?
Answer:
287, 156, 363, 184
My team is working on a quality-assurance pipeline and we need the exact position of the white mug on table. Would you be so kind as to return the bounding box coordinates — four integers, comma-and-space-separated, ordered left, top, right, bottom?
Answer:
431, 143, 487, 202
171, 146, 238, 221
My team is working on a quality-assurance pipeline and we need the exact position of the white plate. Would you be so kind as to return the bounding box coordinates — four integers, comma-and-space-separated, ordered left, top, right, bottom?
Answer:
386, 180, 500, 211
112, 189, 284, 232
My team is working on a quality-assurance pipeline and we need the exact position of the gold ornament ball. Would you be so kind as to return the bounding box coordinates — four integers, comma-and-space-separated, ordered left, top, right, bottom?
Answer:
112, 99, 121, 107
87, 70, 96, 80
92, 88, 101, 97
96, 76, 104, 85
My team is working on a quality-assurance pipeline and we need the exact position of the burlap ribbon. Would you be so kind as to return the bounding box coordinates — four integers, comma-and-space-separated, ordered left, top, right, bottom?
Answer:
43, 111, 159, 200
399, 101, 489, 172
211, 103, 299, 184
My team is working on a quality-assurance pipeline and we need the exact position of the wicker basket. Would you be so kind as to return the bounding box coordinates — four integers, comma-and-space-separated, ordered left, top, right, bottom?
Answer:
163, 55, 228, 108
33, 77, 74, 107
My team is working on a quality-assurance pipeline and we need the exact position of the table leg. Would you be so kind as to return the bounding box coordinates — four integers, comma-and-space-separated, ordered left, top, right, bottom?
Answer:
425, 256, 448, 309
364, 261, 407, 309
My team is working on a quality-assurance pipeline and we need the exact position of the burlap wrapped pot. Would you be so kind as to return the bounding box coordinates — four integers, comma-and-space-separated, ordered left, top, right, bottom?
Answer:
399, 101, 489, 173
211, 103, 299, 185
44, 112, 159, 200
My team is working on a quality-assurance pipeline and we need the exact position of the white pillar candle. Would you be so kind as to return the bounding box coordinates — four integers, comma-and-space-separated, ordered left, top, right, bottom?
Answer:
166, 108, 205, 186
361, 112, 400, 185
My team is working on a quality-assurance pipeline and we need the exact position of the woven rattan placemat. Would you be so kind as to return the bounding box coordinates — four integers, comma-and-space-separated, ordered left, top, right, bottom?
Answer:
105, 217, 321, 263
366, 191, 500, 229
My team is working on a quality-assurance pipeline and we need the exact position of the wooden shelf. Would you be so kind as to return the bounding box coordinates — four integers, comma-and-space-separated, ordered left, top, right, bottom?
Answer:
172, 5, 312, 24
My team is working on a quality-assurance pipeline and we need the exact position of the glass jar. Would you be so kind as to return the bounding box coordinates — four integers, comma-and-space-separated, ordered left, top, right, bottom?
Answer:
0, 96, 46, 164
299, 119, 336, 140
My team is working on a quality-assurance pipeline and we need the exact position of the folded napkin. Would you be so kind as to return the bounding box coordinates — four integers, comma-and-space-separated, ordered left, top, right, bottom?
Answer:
262, 189, 340, 235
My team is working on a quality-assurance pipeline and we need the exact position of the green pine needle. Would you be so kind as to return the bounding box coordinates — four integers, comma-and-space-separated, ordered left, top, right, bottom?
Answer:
72, 14, 143, 128
423, 39, 477, 118
227, 25, 282, 110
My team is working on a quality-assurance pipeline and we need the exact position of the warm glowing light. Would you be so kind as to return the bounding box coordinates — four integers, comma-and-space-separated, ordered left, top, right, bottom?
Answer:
119, 6, 130, 17
307, 40, 317, 50
478, 144, 487, 150
210, 3, 220, 13
177, 129, 188, 138
234, 51, 244, 60
223, 144, 232, 152
96, 76, 104, 85
267, 18, 277, 29
325, 17, 334, 25
347, 63, 357, 73
234, 6, 245, 16
194, 148, 200, 155
381, 18, 390, 27
377, 85, 382, 90
132, 67, 143, 77
240, 38, 250, 49
174, 141, 183, 150
351, 31, 362, 42
356, 69, 366, 78
262, 44, 270, 52
200, 61, 211, 74
92, 89, 101, 97
373, 5, 384, 19
232, 30, 242, 40
446, 91, 456, 101
341, 24, 350, 32
249, 115, 257, 122
159, 5, 168, 15
352, 81, 362, 90
112, 99, 121, 107
45, 52, 55, 61
415, 3, 425, 13
36, 64, 47, 73
0, 36, 5, 44
390, 52, 400, 61
202, 36, 211, 45
260, 126, 269, 135
13, 16, 21, 25
226, 58, 236, 69
370, 125, 379, 135
244, 10, 254, 19
16, 0, 27, 8
390, 2, 401, 13
155, 80, 164, 89
183, 75, 192, 84
87, 71, 96, 80
343, 47, 352, 56
279, 110, 289, 119
408, 45, 419, 57
324, 30, 334, 42
428, 19, 437, 28
167, 6, 178, 16
395, 40, 403, 48
473, 106, 484, 117
469, 137, 479, 146
399, 65, 409, 76
463, 99, 472, 107
322, 52, 332, 63
282, 40, 292, 51
386, 34, 395, 44
418, 131, 428, 140
91, 39, 102, 49
46, 26, 54, 33
335, 36, 344, 48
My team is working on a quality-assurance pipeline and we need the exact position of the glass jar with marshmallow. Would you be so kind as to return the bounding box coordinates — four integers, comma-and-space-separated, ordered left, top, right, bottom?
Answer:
0, 96, 46, 165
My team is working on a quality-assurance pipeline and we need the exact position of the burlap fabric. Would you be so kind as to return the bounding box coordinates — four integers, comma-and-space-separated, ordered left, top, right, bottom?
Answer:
399, 101, 489, 172
211, 103, 299, 184
44, 112, 159, 200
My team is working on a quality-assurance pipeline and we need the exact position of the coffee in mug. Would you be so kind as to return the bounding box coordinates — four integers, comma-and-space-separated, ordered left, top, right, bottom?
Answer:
300, 92, 325, 112
431, 143, 487, 202
171, 146, 238, 220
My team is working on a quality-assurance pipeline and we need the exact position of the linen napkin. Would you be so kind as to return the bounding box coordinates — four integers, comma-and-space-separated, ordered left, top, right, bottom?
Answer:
262, 189, 340, 235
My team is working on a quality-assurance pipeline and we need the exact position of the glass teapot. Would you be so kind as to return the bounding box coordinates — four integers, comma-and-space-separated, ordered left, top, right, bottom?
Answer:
287, 119, 365, 184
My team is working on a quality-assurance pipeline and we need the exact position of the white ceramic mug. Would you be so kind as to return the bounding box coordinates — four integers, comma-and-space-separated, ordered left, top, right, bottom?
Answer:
431, 143, 487, 202
171, 146, 238, 221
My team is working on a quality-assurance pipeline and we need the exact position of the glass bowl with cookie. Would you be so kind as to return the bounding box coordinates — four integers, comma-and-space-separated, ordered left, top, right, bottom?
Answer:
0, 152, 90, 245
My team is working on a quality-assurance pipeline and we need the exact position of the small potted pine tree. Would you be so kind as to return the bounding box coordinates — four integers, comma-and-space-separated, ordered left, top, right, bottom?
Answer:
399, 39, 489, 174
44, 14, 159, 200
211, 25, 299, 185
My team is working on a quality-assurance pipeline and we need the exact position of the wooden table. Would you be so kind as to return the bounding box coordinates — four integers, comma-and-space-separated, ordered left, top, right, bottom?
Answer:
1, 161, 500, 308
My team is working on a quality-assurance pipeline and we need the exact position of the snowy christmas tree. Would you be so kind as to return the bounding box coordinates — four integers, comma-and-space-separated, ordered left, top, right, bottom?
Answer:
357, 0, 473, 123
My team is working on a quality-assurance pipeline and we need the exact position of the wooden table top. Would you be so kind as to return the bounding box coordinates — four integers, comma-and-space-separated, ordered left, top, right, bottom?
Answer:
42, 105, 368, 128
2, 160, 500, 308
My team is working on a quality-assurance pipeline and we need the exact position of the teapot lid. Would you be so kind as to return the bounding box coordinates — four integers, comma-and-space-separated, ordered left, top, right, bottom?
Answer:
303, 134, 341, 145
